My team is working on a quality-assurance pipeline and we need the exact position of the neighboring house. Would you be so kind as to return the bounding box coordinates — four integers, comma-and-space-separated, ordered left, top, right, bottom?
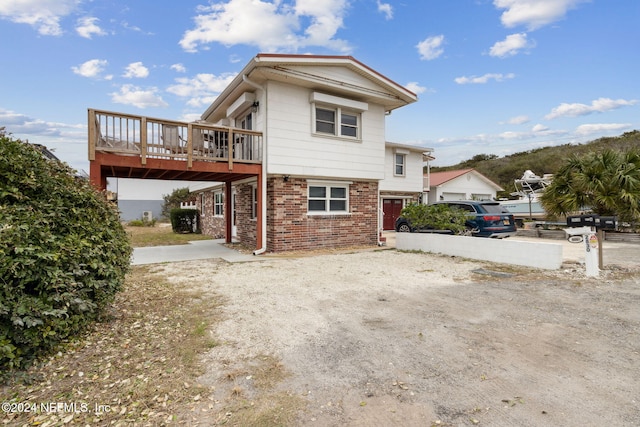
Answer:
193, 54, 430, 251
427, 169, 502, 204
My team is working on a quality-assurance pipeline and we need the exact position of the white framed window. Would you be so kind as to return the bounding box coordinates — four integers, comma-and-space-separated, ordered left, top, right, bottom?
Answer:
394, 153, 406, 176
314, 106, 360, 139
307, 181, 349, 214
251, 185, 258, 220
310, 92, 367, 141
213, 191, 224, 216
200, 193, 206, 216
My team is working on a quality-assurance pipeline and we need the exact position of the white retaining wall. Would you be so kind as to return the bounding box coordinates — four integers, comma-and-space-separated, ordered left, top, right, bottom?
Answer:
396, 233, 563, 270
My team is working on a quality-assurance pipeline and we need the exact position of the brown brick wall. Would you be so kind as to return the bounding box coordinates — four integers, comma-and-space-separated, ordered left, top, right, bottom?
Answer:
266, 177, 378, 252
235, 183, 257, 248
197, 178, 379, 252
198, 191, 226, 239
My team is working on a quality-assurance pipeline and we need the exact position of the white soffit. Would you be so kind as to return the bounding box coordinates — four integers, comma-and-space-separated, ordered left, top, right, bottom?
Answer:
310, 92, 368, 112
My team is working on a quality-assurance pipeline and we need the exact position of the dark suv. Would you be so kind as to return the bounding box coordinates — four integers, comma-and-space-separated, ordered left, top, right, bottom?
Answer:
395, 200, 517, 238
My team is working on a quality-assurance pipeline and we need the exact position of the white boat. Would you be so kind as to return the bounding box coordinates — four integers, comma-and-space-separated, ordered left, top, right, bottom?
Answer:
499, 170, 552, 220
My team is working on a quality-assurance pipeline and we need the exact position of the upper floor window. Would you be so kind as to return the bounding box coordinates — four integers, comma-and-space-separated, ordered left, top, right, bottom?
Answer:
310, 92, 368, 141
308, 182, 349, 214
394, 153, 406, 176
315, 107, 359, 139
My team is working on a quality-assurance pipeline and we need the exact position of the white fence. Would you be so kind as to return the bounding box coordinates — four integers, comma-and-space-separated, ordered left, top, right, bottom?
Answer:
396, 233, 563, 270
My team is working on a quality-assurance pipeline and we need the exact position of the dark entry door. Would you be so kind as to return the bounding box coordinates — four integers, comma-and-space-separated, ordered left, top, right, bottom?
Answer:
383, 199, 404, 230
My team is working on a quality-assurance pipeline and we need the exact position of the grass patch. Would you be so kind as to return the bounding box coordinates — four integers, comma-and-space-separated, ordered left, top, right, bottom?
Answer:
0, 266, 221, 426
126, 223, 213, 247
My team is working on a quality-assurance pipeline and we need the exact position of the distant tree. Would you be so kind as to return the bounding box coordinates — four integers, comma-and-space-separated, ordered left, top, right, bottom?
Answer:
161, 187, 192, 219
459, 153, 498, 168
540, 148, 640, 224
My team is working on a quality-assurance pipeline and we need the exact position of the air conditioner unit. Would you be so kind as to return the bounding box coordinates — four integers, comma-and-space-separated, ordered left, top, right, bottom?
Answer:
142, 211, 153, 221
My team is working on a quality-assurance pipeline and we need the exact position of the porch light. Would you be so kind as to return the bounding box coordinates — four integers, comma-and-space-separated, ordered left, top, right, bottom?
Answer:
252, 101, 259, 112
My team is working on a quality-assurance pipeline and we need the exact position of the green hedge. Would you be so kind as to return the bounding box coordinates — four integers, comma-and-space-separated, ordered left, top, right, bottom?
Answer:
170, 208, 200, 233
400, 203, 468, 233
0, 131, 132, 372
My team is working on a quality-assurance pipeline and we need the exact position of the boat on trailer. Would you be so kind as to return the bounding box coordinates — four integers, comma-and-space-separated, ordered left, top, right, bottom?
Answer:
499, 170, 552, 223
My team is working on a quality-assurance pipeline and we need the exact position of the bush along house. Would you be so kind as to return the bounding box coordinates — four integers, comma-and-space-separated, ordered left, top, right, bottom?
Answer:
88, 53, 431, 253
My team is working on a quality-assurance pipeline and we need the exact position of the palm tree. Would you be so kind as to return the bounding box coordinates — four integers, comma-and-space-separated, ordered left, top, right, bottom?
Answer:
540, 148, 640, 225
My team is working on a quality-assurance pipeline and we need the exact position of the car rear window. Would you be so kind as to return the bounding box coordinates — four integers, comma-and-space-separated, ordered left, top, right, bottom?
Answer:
482, 203, 509, 213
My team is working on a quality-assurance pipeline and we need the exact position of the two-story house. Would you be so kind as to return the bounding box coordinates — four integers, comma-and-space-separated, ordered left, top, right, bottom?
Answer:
192, 54, 430, 252
87, 53, 431, 253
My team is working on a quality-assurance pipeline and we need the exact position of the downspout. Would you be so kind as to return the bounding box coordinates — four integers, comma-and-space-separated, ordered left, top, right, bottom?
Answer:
377, 185, 385, 246
243, 74, 268, 255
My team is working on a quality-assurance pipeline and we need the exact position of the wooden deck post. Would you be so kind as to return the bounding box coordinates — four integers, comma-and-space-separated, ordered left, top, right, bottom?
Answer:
187, 123, 193, 169
140, 117, 147, 165
88, 109, 96, 161
89, 161, 106, 190
228, 129, 234, 171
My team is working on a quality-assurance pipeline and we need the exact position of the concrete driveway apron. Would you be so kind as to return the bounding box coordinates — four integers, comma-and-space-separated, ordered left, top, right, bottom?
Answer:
132, 239, 257, 265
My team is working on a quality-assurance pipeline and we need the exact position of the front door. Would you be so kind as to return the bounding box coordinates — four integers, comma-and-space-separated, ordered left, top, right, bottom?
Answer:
383, 199, 404, 230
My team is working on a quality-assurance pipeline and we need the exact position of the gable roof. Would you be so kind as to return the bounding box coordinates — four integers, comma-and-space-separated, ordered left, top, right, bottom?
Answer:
202, 53, 418, 122
429, 169, 503, 191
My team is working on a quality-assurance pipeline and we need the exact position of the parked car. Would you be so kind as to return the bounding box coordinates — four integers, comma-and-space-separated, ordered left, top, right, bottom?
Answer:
395, 200, 517, 238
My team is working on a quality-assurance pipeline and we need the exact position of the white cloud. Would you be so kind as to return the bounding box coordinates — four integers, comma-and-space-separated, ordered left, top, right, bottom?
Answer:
377, 0, 393, 20
0, 0, 79, 36
454, 73, 515, 84
179, 0, 350, 53
0, 108, 83, 137
167, 73, 238, 107
545, 97, 638, 120
416, 35, 445, 60
575, 123, 631, 136
531, 123, 548, 132
493, 0, 589, 31
405, 82, 428, 95
71, 59, 108, 78
110, 85, 168, 109
76, 16, 106, 39
489, 33, 533, 57
123, 62, 150, 79
170, 63, 187, 73
509, 115, 530, 125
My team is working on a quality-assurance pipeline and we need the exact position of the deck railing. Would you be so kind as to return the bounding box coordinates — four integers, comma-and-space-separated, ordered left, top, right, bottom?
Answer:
88, 109, 262, 169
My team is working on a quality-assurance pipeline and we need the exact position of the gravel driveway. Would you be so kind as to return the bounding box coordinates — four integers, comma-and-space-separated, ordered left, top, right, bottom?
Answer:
150, 242, 640, 426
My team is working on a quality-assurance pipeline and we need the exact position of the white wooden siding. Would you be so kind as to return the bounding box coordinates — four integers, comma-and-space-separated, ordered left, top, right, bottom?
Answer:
379, 147, 425, 192
265, 80, 386, 180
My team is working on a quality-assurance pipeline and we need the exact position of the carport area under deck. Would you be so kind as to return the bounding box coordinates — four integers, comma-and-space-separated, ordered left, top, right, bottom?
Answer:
87, 108, 264, 250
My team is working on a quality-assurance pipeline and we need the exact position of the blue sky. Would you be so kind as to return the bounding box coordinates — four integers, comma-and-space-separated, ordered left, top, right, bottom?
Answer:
1, 0, 638, 173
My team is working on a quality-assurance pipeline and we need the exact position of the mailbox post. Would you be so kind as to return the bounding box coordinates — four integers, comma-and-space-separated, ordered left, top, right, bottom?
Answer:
565, 215, 617, 277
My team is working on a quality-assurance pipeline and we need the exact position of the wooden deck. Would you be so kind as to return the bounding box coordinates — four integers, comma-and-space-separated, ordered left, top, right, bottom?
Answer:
88, 108, 263, 188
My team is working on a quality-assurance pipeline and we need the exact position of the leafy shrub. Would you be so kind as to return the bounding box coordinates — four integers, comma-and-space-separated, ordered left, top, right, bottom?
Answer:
170, 208, 200, 234
400, 203, 468, 234
128, 218, 156, 227
0, 131, 132, 372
